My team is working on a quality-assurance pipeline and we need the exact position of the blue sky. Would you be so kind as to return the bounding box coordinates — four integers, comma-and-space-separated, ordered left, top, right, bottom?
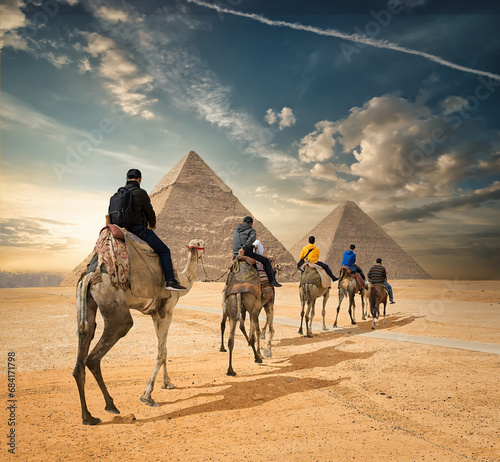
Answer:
1, 0, 499, 279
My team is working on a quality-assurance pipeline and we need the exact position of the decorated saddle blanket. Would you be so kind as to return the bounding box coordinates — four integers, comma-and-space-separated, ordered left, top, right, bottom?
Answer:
300, 263, 330, 289
256, 262, 275, 304
90, 226, 171, 300
225, 259, 261, 299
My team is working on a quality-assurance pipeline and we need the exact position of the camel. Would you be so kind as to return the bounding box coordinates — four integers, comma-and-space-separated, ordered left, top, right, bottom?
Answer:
220, 260, 275, 376
333, 268, 366, 328
72, 236, 205, 425
365, 283, 388, 329
298, 265, 331, 337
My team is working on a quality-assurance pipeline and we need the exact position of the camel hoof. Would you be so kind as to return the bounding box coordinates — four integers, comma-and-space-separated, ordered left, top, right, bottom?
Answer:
220, 347, 227, 352
260, 333, 266, 340
105, 405, 120, 414
82, 416, 101, 426
255, 357, 263, 364
226, 370, 236, 376
306, 333, 313, 338
351, 321, 357, 325
161, 383, 175, 390
372, 326, 375, 330
263, 349, 272, 358
322, 327, 328, 331
332, 324, 337, 328
140, 395, 159, 407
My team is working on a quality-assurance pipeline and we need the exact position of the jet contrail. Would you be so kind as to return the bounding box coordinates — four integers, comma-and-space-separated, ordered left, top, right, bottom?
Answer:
187, 0, 500, 81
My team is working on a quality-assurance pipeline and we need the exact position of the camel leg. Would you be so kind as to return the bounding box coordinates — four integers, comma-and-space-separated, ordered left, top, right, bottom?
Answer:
321, 288, 330, 331
305, 298, 315, 338
226, 294, 239, 376
239, 307, 250, 343
248, 310, 263, 363
333, 288, 345, 328
298, 287, 306, 335
220, 303, 228, 352
262, 301, 274, 358
141, 301, 174, 406
361, 290, 367, 320
383, 300, 387, 325
85, 305, 133, 415
73, 290, 100, 426
348, 293, 357, 325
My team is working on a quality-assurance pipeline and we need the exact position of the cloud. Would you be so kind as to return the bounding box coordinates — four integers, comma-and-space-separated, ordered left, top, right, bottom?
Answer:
80, 31, 157, 119
94, 6, 129, 23
310, 162, 352, 181
265, 107, 296, 130
440, 95, 468, 115
78, 57, 91, 73
0, 0, 26, 31
187, 0, 500, 81
44, 51, 72, 69
298, 120, 337, 163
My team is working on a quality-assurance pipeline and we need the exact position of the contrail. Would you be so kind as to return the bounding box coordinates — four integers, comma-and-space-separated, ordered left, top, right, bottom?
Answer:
187, 0, 500, 81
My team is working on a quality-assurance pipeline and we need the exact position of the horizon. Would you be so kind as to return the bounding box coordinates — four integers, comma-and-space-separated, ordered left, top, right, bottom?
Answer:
1, 0, 499, 280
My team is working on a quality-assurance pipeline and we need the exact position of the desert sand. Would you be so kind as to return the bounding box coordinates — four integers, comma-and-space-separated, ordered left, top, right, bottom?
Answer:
0, 280, 499, 461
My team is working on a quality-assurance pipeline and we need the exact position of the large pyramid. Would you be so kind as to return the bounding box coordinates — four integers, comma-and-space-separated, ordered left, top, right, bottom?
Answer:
61, 151, 296, 285
289, 201, 431, 279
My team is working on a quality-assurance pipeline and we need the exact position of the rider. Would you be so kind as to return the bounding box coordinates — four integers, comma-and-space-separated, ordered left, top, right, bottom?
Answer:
122, 169, 186, 291
341, 244, 366, 280
299, 236, 338, 282
233, 216, 282, 287
367, 258, 395, 304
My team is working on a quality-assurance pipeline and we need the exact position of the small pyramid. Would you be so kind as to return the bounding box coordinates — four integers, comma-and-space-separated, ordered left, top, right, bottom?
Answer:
61, 151, 296, 285
290, 201, 431, 279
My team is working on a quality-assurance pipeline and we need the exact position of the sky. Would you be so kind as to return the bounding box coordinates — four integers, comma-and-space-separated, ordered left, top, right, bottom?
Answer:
1, 0, 499, 279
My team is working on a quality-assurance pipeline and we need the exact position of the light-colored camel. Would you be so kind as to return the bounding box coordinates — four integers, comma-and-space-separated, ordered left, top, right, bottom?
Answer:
298, 274, 330, 337
333, 270, 366, 328
220, 289, 275, 362
365, 283, 388, 329
73, 238, 205, 425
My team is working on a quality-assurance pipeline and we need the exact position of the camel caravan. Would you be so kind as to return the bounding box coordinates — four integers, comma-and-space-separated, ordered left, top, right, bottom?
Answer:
68, 152, 430, 425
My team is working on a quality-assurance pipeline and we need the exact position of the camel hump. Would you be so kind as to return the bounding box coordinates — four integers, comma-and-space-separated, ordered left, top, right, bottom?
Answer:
300, 264, 322, 288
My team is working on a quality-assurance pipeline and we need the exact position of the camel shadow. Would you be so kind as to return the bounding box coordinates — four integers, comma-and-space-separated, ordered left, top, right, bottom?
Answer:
277, 314, 422, 348
101, 344, 374, 425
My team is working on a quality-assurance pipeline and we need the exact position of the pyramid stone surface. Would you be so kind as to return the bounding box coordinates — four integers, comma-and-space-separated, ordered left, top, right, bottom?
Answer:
290, 201, 431, 279
61, 151, 296, 286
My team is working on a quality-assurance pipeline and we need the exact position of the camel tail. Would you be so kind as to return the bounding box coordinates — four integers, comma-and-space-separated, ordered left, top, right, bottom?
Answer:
236, 292, 242, 321
76, 273, 93, 334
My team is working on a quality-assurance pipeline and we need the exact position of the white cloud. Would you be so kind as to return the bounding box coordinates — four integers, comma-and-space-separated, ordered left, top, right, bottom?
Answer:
264, 107, 296, 130
44, 52, 72, 69
298, 120, 337, 163
80, 32, 157, 119
78, 57, 91, 73
440, 95, 468, 115
264, 108, 277, 125
94, 6, 129, 23
0, 0, 26, 31
296, 93, 500, 218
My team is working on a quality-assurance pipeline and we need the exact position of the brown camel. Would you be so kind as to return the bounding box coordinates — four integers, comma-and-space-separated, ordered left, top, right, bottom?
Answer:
73, 237, 205, 425
366, 283, 388, 329
333, 268, 366, 328
220, 260, 275, 376
298, 265, 331, 337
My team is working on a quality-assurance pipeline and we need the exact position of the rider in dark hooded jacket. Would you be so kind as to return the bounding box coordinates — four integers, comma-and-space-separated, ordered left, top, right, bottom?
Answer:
232, 216, 282, 287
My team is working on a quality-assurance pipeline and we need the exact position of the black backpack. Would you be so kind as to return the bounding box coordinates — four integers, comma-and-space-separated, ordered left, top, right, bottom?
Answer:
108, 186, 138, 228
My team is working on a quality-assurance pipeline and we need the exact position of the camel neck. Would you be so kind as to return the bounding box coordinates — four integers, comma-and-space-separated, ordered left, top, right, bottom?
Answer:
178, 248, 198, 290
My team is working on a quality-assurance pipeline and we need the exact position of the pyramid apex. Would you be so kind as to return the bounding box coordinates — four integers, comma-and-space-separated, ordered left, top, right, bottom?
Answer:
150, 151, 231, 197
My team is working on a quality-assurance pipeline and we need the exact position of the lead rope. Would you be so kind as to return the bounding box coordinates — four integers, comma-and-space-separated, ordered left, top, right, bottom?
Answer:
199, 255, 229, 282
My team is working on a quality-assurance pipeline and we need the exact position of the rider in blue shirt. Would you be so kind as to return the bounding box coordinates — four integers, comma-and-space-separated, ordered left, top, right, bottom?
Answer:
342, 244, 365, 280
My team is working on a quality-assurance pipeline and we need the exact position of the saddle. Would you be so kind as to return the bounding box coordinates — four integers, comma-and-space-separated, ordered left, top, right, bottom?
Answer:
300, 263, 330, 289
340, 265, 365, 290
91, 226, 172, 301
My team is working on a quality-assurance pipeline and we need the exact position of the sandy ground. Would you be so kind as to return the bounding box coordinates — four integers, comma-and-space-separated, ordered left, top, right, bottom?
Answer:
0, 280, 499, 461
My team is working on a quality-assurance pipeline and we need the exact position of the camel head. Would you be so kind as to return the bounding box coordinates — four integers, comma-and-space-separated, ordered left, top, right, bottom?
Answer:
187, 239, 205, 259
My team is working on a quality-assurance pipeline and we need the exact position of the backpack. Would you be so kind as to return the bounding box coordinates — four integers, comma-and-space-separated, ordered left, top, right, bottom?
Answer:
108, 186, 139, 228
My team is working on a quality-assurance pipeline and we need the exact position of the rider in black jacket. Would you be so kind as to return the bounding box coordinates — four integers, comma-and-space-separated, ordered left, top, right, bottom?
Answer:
123, 169, 185, 291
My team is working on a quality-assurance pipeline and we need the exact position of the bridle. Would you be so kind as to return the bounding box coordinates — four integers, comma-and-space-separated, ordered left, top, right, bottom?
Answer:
188, 245, 205, 260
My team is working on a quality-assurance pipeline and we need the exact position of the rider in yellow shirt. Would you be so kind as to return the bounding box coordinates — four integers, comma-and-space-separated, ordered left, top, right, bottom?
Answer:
299, 236, 338, 282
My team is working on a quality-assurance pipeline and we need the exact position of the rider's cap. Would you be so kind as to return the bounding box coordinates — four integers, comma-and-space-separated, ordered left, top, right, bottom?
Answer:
243, 216, 253, 223
127, 168, 142, 179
